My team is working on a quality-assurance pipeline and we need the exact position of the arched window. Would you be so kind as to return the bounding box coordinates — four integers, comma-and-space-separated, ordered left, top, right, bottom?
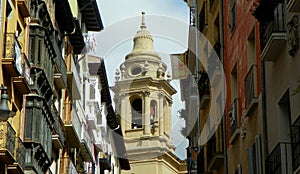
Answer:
131, 98, 142, 129
150, 100, 157, 125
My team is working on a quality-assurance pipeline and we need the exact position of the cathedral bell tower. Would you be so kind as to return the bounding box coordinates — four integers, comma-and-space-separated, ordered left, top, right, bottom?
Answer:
111, 12, 186, 174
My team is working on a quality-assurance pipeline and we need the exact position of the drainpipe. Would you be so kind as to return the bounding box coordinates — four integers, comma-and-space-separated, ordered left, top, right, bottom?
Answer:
0, 0, 4, 85
194, 0, 200, 151
261, 59, 269, 160
220, 0, 228, 173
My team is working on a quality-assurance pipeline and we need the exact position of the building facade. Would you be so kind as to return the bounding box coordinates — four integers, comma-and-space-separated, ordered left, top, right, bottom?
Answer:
254, 0, 300, 173
181, 0, 225, 173
223, 0, 265, 173
0, 0, 129, 174
111, 12, 187, 174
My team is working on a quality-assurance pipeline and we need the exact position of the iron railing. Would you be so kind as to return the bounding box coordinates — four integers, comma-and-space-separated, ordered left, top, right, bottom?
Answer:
15, 137, 25, 169
291, 117, 300, 171
245, 65, 257, 108
230, 98, 238, 137
266, 142, 292, 174
207, 131, 223, 167
132, 111, 142, 128
260, 1, 286, 52
71, 108, 82, 140
0, 122, 16, 159
52, 106, 65, 144
52, 36, 67, 86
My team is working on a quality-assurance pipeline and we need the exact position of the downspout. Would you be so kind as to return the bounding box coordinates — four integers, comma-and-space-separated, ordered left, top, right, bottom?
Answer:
194, 0, 200, 152
0, 0, 4, 85
220, 0, 228, 173
261, 59, 269, 160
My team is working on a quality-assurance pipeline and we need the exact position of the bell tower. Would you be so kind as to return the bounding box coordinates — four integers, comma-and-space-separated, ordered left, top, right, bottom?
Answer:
111, 12, 186, 174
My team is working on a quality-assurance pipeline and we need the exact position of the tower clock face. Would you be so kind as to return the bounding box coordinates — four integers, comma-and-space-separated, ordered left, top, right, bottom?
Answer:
129, 64, 143, 76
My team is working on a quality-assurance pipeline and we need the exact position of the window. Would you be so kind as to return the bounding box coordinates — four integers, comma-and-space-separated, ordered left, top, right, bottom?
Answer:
131, 98, 142, 129
150, 100, 157, 125
248, 135, 263, 174
90, 84, 95, 99
247, 28, 256, 69
230, 0, 236, 32
231, 64, 238, 101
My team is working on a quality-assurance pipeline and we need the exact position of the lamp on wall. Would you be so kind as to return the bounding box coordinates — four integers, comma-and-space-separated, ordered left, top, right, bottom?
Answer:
0, 86, 15, 121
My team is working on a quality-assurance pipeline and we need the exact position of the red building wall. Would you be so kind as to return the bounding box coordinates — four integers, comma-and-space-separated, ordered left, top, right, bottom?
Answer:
223, 0, 261, 147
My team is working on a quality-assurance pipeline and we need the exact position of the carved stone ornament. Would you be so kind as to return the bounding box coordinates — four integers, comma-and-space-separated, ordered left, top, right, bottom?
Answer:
287, 15, 299, 57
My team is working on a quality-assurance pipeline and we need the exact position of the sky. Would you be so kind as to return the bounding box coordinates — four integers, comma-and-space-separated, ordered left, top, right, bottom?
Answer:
93, 0, 190, 159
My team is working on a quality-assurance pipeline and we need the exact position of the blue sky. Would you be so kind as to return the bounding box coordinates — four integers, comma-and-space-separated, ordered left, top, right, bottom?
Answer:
94, 0, 190, 159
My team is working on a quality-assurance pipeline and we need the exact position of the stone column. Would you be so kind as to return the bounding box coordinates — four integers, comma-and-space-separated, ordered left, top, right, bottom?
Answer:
120, 94, 128, 131
165, 101, 172, 138
144, 92, 151, 135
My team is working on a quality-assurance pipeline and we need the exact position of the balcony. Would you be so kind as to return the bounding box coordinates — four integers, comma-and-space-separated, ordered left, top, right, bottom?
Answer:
80, 130, 93, 162
86, 100, 101, 129
198, 72, 210, 109
244, 65, 258, 117
99, 152, 111, 173
12, 53, 31, 96
64, 107, 82, 148
7, 137, 26, 174
24, 95, 54, 154
24, 143, 51, 174
52, 35, 67, 89
287, 0, 300, 12
229, 98, 239, 144
291, 117, 300, 172
0, 122, 16, 164
52, 107, 65, 149
266, 142, 292, 174
67, 58, 81, 100
207, 134, 224, 170
29, 24, 55, 89
2, 32, 23, 77
260, 2, 286, 61
77, 0, 104, 31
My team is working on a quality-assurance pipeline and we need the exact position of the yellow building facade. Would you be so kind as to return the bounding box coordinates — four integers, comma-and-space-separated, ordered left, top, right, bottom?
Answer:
182, 0, 225, 173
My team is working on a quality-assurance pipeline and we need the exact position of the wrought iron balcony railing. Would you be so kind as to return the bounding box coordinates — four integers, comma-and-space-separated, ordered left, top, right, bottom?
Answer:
52, 35, 67, 89
52, 106, 65, 148
0, 122, 16, 164
15, 137, 25, 169
207, 132, 224, 170
266, 142, 292, 174
245, 65, 258, 114
260, 1, 286, 57
291, 117, 300, 171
